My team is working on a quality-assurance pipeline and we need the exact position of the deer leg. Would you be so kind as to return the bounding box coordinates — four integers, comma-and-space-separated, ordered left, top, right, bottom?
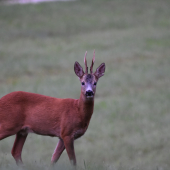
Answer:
51, 138, 65, 164
11, 132, 28, 165
63, 136, 76, 166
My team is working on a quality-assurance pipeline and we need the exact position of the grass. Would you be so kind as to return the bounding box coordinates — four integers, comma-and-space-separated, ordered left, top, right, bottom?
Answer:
0, 0, 170, 169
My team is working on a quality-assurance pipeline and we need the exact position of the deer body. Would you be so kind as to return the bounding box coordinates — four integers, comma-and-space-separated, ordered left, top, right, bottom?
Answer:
0, 51, 105, 167
0, 91, 82, 137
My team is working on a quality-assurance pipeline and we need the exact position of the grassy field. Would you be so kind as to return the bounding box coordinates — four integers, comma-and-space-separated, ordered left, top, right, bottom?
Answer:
0, 0, 170, 169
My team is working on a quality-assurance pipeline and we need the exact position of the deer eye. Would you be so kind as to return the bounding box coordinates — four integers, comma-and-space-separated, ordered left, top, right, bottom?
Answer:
82, 82, 85, 85
94, 82, 97, 85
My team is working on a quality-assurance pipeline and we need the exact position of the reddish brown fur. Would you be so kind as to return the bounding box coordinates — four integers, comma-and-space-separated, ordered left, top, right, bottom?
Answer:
0, 51, 105, 167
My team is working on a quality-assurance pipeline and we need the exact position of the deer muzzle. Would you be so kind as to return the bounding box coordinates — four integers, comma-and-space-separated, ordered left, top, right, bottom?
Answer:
85, 90, 94, 97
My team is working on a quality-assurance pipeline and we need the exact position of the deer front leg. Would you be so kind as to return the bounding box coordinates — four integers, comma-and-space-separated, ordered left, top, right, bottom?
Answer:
51, 138, 65, 164
63, 136, 76, 166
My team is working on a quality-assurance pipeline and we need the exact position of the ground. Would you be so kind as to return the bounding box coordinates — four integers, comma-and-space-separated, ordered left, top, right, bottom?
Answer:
0, 0, 170, 169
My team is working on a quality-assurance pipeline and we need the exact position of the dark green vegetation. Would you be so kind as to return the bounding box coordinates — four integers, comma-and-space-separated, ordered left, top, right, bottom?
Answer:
0, 0, 170, 169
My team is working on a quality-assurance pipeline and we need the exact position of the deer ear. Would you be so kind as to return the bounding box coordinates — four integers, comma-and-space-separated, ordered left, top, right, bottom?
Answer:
94, 63, 105, 79
74, 62, 84, 78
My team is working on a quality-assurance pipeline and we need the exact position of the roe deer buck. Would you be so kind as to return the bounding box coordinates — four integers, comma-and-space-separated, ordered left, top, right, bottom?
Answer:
0, 50, 105, 167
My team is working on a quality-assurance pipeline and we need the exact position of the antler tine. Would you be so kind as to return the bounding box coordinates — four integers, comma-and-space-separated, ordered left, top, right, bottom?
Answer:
84, 51, 88, 74
90, 49, 95, 74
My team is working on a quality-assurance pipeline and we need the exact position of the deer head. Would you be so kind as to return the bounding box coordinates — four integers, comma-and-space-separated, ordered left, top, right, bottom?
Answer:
74, 50, 105, 100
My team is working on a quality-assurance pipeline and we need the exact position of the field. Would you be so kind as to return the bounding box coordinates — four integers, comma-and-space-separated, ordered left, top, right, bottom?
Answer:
0, 0, 170, 169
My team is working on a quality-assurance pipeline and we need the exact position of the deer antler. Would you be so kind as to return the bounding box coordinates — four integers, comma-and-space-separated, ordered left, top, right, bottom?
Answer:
84, 51, 88, 74
90, 50, 95, 74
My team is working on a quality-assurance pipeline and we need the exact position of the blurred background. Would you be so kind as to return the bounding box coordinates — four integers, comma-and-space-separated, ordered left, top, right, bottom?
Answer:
0, 0, 170, 169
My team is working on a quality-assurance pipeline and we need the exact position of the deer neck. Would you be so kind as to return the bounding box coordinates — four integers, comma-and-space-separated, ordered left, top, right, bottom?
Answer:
78, 92, 94, 124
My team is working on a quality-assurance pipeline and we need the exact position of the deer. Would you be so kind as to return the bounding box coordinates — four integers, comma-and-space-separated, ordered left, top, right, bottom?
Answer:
0, 50, 105, 167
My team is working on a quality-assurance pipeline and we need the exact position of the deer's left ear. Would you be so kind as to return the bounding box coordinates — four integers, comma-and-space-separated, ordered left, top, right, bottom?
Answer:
94, 63, 105, 79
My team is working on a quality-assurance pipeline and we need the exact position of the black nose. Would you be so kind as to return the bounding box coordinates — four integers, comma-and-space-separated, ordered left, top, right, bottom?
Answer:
86, 90, 94, 96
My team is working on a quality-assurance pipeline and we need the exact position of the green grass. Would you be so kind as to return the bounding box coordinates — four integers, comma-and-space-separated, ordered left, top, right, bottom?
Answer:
0, 0, 170, 169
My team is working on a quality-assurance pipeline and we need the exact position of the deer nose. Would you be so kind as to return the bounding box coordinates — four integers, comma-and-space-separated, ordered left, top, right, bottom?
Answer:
86, 90, 94, 97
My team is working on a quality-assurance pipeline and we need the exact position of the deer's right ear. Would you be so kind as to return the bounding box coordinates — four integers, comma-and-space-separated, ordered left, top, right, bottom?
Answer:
74, 62, 84, 78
